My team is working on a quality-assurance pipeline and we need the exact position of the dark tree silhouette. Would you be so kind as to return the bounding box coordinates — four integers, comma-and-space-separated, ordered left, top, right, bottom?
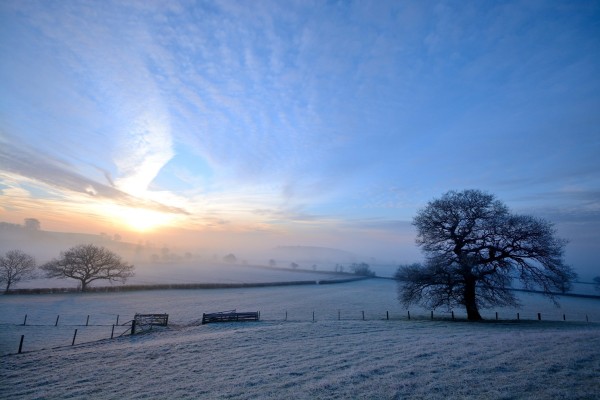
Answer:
24, 218, 40, 231
41, 244, 134, 292
0, 250, 36, 293
395, 189, 575, 321
223, 253, 237, 263
349, 262, 376, 277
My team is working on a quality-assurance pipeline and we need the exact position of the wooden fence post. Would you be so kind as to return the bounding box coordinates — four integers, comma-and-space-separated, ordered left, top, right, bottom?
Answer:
72, 329, 78, 346
563, 314, 566, 321
386, 311, 389, 320
362, 311, 365, 321
86, 315, 90, 326
517, 312, 520, 321
312, 311, 315, 322
55, 315, 60, 326
285, 310, 287, 321
131, 319, 136, 335
111, 325, 115, 339
116, 315, 120, 325
338, 310, 341, 320
495, 312, 498, 321
431, 311, 433, 320
537, 313, 541, 321
586, 315, 589, 323
408, 311, 411, 320
18, 335, 24, 354
23, 314, 27, 326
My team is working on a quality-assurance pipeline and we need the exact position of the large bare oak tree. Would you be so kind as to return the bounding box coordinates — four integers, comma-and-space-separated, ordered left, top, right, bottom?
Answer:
0, 250, 36, 293
41, 244, 134, 292
395, 189, 575, 321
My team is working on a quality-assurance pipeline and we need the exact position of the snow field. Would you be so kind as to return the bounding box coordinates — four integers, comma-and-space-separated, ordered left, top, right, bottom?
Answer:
1, 279, 599, 399
1, 319, 599, 399
15, 261, 351, 290
1, 279, 599, 355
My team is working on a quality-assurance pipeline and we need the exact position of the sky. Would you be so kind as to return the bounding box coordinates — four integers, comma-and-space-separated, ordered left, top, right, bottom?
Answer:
0, 1, 599, 275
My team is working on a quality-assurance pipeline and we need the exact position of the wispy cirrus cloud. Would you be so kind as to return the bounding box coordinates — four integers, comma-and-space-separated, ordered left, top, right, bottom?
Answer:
0, 135, 187, 216
1, 0, 599, 267
1, 1, 176, 199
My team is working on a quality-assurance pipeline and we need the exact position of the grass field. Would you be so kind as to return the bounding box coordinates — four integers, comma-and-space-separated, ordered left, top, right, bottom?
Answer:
1, 279, 599, 399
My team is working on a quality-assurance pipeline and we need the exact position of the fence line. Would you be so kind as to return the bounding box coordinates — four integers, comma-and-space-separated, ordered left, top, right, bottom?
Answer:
4, 309, 595, 327
11, 320, 137, 355
4, 309, 595, 356
269, 309, 595, 323
9, 313, 124, 327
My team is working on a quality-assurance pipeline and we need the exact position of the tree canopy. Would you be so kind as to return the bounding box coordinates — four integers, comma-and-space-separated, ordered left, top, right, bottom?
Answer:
349, 262, 376, 277
41, 244, 134, 292
223, 253, 237, 263
0, 250, 37, 293
396, 189, 575, 320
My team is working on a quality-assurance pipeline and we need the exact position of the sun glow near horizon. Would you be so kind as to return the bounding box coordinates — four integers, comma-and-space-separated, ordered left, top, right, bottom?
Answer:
1, 1, 599, 276
103, 204, 177, 233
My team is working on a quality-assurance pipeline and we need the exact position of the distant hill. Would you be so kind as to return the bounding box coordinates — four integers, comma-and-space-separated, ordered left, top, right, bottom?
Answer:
0, 222, 137, 261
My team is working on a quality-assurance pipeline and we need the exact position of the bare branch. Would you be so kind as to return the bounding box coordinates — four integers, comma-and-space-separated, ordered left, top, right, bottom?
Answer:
0, 250, 37, 293
398, 190, 575, 320
41, 244, 134, 292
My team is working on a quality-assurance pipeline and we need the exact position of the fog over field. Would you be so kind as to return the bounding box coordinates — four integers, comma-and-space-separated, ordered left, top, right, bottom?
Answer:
1, 225, 599, 290
1, 280, 599, 399
2, 1, 600, 398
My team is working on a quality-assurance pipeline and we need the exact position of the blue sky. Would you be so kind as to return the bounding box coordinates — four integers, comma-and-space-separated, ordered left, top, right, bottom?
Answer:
1, 1, 599, 275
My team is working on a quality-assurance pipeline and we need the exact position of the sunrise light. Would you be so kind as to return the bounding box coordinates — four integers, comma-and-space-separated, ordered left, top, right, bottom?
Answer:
104, 204, 176, 233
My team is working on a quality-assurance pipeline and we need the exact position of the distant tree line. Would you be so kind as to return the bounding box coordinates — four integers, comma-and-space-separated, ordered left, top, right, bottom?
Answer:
334, 262, 376, 277
349, 263, 376, 277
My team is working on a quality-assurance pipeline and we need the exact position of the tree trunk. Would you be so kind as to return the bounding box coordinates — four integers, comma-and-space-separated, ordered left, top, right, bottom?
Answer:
464, 278, 482, 321
80, 281, 87, 292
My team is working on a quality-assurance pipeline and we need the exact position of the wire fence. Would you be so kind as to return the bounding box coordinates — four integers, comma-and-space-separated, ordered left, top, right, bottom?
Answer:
265, 308, 594, 324
1, 308, 595, 356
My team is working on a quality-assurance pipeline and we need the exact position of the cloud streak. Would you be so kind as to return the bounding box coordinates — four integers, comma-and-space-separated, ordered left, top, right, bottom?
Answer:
0, 135, 188, 216
1, 1, 599, 267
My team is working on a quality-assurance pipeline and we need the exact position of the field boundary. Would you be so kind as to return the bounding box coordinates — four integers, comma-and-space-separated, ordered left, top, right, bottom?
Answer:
5, 276, 370, 295
509, 288, 600, 299
3, 309, 597, 357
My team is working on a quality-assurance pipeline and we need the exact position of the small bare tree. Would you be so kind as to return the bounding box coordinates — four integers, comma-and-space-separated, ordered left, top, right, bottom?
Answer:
223, 253, 237, 263
349, 262, 376, 277
24, 218, 41, 231
0, 250, 37, 293
41, 244, 134, 292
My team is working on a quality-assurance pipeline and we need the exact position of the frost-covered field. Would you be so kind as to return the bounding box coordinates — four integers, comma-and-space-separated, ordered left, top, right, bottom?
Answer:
1, 279, 599, 399
17, 261, 349, 290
